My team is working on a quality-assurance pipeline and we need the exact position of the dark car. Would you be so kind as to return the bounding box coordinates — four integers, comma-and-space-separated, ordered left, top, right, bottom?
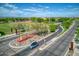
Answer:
30, 41, 39, 49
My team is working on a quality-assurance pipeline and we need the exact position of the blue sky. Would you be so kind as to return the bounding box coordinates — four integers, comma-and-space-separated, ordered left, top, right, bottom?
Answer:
0, 3, 79, 17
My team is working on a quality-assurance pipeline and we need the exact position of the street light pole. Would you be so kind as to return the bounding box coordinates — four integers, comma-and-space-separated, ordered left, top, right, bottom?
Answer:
44, 39, 46, 45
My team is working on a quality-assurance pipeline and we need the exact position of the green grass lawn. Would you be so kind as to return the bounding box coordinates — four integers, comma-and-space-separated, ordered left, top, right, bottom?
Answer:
0, 21, 58, 36
0, 23, 12, 35
0, 22, 27, 35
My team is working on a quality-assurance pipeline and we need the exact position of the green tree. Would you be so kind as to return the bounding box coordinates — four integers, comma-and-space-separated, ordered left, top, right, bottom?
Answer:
49, 24, 57, 32
0, 31, 5, 36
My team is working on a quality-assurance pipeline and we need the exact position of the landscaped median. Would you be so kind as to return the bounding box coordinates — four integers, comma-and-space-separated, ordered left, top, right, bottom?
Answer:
8, 25, 62, 56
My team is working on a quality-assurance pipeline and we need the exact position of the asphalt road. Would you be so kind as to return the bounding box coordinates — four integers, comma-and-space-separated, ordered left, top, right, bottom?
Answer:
0, 34, 20, 56
0, 34, 32, 55
0, 32, 28, 55
13, 25, 62, 56
0, 25, 62, 56
0, 32, 29, 42
32, 21, 79, 56
0, 34, 19, 42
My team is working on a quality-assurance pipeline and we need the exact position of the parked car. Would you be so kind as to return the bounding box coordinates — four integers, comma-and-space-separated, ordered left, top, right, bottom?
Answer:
30, 41, 39, 49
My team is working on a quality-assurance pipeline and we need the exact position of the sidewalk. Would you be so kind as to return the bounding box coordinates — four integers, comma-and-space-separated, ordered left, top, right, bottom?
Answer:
0, 33, 16, 38
0, 33, 17, 41
74, 45, 79, 56
74, 42, 79, 56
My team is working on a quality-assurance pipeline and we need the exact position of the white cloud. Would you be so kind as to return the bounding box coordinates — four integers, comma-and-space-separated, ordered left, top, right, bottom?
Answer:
23, 8, 43, 12
0, 7, 10, 14
23, 8, 36, 11
58, 9, 64, 11
71, 8, 79, 11
67, 5, 73, 8
57, 7, 79, 12
38, 4, 49, 9
4, 3, 18, 9
38, 5, 43, 7
45, 6, 49, 9
0, 6, 24, 17
0, 4, 52, 17
0, 5, 54, 17
63, 7, 79, 12
1, 4, 78, 17
10, 9, 23, 15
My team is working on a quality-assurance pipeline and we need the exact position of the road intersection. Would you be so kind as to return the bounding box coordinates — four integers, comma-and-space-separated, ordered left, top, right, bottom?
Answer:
0, 21, 78, 56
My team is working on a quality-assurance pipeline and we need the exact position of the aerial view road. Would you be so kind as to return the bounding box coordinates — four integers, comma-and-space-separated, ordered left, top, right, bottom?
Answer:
32, 21, 79, 56
0, 34, 20, 55
0, 25, 62, 56
13, 25, 62, 56
0, 3, 79, 56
